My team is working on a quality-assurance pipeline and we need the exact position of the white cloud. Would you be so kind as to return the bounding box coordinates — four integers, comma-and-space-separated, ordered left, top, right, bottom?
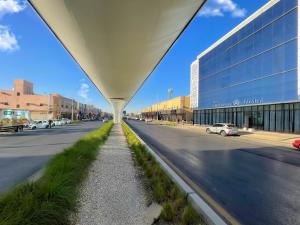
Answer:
0, 25, 19, 52
0, 0, 26, 18
199, 0, 246, 18
0, 1, 26, 53
78, 82, 90, 100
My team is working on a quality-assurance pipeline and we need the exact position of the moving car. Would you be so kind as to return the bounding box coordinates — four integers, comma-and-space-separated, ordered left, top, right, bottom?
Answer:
206, 123, 239, 136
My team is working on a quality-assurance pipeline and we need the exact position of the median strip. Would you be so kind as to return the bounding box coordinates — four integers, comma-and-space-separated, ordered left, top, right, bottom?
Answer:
0, 121, 113, 225
122, 121, 207, 225
74, 123, 161, 225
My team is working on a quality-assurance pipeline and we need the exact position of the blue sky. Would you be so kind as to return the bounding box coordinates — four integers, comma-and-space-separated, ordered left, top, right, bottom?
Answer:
0, 0, 268, 113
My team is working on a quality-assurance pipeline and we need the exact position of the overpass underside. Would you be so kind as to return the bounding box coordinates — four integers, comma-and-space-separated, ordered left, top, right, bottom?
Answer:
29, 0, 206, 122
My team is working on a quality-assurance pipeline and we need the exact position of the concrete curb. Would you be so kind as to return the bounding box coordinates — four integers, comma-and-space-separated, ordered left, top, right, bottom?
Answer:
27, 168, 45, 182
126, 123, 228, 225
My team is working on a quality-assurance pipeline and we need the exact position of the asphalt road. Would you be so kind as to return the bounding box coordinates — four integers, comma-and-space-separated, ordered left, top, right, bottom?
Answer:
126, 120, 300, 225
0, 121, 102, 193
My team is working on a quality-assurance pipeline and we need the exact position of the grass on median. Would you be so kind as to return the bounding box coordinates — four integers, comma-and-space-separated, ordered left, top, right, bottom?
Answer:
0, 121, 113, 225
122, 121, 206, 225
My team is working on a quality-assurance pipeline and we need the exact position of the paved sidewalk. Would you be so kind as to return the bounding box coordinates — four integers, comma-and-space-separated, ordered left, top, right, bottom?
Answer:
168, 123, 300, 149
75, 124, 158, 225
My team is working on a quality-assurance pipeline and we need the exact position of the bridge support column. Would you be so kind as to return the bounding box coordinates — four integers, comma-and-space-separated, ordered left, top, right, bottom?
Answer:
110, 99, 126, 124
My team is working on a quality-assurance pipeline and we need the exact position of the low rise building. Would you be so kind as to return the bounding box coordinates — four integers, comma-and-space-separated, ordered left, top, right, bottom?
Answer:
142, 96, 192, 122
0, 80, 100, 120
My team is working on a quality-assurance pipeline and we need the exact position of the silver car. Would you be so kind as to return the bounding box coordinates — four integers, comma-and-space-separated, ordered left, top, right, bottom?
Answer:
206, 123, 239, 136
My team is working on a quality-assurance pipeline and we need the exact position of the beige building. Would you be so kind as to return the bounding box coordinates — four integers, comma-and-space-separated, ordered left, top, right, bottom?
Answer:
142, 96, 192, 122
0, 80, 100, 120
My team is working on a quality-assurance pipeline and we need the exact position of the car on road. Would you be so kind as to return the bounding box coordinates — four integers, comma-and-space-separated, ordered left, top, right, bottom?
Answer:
34, 120, 50, 129
52, 120, 61, 126
28, 122, 37, 130
145, 118, 153, 123
60, 120, 67, 125
62, 118, 71, 124
206, 123, 239, 136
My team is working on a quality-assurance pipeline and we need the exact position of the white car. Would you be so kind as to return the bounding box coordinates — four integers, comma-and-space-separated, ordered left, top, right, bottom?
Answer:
28, 122, 37, 130
206, 123, 239, 136
52, 120, 63, 126
145, 118, 153, 123
62, 118, 71, 124
60, 120, 67, 125
34, 120, 50, 129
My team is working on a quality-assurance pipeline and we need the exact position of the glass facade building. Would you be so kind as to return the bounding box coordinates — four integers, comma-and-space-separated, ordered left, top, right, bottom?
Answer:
191, 0, 300, 133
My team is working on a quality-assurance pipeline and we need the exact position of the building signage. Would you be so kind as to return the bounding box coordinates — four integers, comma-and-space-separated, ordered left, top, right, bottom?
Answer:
3, 110, 13, 116
214, 98, 263, 108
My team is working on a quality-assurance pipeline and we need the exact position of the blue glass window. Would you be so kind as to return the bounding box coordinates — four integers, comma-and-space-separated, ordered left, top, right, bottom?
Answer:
198, 1, 298, 109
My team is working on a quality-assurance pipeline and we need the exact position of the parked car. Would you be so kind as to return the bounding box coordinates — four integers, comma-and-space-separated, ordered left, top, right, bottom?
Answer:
34, 120, 50, 129
292, 140, 300, 149
62, 118, 71, 124
60, 120, 67, 125
145, 118, 153, 123
52, 120, 62, 126
206, 123, 239, 136
28, 122, 37, 130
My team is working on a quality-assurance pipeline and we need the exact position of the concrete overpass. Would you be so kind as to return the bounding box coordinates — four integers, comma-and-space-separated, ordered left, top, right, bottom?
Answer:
29, 0, 206, 122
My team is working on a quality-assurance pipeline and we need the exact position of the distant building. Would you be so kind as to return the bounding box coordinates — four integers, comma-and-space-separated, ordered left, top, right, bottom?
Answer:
191, 0, 300, 133
142, 96, 192, 122
0, 80, 100, 120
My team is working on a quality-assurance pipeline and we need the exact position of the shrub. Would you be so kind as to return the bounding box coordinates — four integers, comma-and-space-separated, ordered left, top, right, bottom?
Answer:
122, 122, 205, 225
182, 204, 203, 225
160, 202, 175, 221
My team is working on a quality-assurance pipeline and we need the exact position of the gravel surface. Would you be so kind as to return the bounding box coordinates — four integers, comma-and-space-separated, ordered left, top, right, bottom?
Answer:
75, 124, 157, 225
